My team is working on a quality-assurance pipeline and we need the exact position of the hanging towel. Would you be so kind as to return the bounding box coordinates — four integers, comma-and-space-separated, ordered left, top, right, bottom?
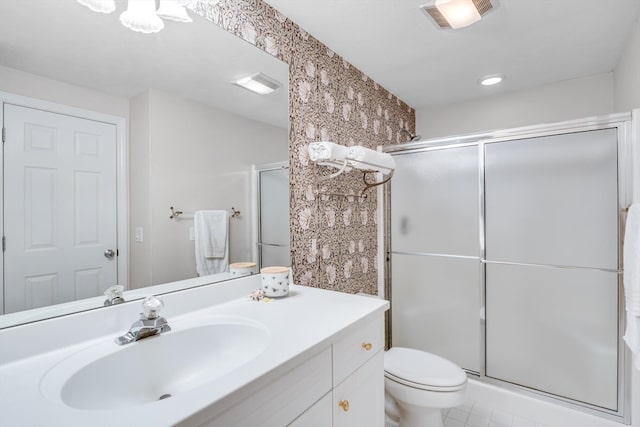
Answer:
194, 210, 228, 276
624, 203, 640, 370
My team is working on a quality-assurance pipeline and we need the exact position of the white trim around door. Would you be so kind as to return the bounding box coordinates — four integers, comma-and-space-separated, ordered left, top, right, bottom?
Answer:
0, 91, 128, 314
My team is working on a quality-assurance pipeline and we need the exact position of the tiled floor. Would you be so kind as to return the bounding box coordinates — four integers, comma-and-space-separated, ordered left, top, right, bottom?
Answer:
441, 401, 552, 427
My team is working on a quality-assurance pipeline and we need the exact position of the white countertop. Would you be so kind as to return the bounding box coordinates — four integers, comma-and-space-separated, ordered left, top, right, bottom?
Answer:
0, 278, 388, 427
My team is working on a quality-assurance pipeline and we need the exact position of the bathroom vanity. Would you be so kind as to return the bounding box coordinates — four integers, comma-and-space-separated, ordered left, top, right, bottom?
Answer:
0, 276, 388, 427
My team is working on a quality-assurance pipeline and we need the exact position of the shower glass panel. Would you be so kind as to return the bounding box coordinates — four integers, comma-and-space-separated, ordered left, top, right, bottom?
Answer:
257, 165, 290, 269
484, 129, 619, 269
392, 254, 481, 373
390, 145, 480, 373
482, 128, 620, 410
391, 146, 479, 256
485, 263, 619, 410
260, 244, 290, 268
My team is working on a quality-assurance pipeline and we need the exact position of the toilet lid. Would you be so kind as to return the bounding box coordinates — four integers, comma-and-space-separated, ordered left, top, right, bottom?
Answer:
384, 347, 467, 389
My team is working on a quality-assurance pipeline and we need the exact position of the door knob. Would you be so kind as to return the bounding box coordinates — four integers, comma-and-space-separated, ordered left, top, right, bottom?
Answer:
104, 249, 115, 260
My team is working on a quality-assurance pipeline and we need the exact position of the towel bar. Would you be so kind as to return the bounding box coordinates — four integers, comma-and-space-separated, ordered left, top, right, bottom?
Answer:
169, 206, 240, 220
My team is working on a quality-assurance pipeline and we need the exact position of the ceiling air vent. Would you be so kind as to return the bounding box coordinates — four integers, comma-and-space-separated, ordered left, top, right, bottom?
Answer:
419, 0, 498, 29
473, 0, 494, 15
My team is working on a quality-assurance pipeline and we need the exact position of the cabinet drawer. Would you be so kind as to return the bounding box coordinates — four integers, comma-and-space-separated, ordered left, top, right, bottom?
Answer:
333, 316, 384, 385
333, 351, 384, 427
199, 347, 332, 427
288, 392, 332, 427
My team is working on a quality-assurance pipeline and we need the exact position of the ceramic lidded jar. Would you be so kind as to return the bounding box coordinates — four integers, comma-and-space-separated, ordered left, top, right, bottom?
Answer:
230, 262, 257, 277
260, 266, 290, 297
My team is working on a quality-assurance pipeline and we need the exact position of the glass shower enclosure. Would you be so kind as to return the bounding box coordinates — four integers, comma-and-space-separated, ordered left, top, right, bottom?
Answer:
254, 162, 290, 269
384, 114, 633, 421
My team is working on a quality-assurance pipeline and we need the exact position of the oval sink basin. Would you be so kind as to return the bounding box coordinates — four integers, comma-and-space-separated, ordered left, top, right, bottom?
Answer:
41, 319, 270, 410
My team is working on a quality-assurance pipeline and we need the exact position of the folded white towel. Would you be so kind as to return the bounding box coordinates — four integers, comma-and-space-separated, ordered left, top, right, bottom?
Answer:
623, 203, 640, 369
194, 210, 228, 276
347, 145, 396, 175
308, 141, 350, 162
308, 141, 352, 171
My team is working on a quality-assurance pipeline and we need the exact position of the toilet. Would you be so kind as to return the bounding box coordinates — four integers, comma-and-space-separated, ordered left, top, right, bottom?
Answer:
384, 347, 467, 427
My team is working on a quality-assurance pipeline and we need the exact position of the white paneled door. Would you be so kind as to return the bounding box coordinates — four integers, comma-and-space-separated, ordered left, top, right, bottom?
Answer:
3, 104, 118, 313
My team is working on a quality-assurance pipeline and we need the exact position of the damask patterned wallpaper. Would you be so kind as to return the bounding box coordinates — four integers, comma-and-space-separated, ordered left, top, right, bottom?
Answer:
191, 0, 416, 294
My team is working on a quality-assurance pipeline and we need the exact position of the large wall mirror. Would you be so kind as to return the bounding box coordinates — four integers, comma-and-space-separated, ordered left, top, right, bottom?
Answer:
0, 0, 290, 328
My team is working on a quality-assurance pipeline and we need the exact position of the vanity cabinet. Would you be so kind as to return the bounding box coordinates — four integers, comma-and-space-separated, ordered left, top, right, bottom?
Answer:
199, 315, 385, 427
0, 280, 389, 427
332, 352, 384, 427
289, 393, 333, 427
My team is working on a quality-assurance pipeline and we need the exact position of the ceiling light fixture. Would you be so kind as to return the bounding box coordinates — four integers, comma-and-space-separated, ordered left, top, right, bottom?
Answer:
178, 0, 222, 7
232, 73, 281, 95
76, 0, 202, 34
157, 0, 193, 23
419, 0, 498, 30
76, 0, 116, 14
479, 74, 504, 86
119, 0, 164, 34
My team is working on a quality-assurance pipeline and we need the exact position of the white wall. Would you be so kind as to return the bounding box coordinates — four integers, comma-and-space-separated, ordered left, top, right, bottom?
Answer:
129, 92, 152, 289
614, 15, 640, 113
0, 66, 129, 119
416, 73, 614, 139
130, 89, 288, 286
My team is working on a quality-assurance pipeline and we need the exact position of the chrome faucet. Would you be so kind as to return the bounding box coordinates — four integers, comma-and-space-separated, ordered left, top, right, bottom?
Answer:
103, 285, 126, 306
115, 296, 171, 345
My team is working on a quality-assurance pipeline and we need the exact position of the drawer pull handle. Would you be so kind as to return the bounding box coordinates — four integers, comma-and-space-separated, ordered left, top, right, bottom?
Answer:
338, 400, 350, 412
362, 342, 373, 351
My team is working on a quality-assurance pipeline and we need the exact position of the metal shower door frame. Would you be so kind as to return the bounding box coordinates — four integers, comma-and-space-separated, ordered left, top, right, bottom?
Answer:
382, 112, 634, 423
253, 161, 290, 270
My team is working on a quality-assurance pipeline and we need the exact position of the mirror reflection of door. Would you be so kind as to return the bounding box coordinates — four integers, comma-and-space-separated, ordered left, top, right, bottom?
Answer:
3, 104, 118, 314
256, 163, 290, 269
0, 0, 289, 327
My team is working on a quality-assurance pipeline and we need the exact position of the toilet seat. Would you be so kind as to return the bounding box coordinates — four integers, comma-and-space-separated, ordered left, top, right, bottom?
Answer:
385, 371, 466, 392
384, 347, 467, 392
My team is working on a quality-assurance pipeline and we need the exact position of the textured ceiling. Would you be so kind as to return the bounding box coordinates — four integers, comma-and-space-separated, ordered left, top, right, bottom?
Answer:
264, 0, 640, 109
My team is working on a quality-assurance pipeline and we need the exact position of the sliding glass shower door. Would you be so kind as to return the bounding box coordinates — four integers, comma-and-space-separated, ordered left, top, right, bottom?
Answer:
390, 145, 481, 373
484, 129, 620, 410
387, 122, 627, 417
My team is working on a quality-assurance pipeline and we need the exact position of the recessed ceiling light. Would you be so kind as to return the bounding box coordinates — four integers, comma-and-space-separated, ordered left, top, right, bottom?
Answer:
479, 75, 504, 86
232, 73, 281, 95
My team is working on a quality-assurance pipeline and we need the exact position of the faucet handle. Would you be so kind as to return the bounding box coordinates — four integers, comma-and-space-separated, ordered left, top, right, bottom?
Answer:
142, 296, 164, 319
104, 285, 124, 300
